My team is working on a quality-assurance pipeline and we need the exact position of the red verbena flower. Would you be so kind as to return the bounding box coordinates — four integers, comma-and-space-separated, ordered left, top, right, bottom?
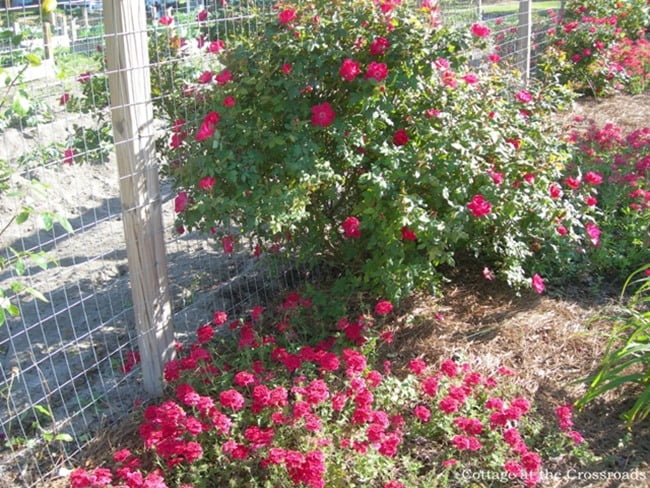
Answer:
375, 300, 394, 316
196, 324, 214, 343
213, 311, 228, 325
220, 389, 245, 411
414, 405, 431, 422
515, 90, 534, 103
440, 358, 459, 377
384, 480, 404, 488
409, 358, 427, 375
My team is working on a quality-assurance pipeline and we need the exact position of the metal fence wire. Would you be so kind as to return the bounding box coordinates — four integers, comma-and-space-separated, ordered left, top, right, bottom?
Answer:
0, 1, 560, 486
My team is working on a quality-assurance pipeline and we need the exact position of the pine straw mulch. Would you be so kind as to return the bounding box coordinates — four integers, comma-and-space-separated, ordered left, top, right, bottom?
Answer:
380, 272, 650, 487
556, 92, 650, 132
37, 93, 650, 487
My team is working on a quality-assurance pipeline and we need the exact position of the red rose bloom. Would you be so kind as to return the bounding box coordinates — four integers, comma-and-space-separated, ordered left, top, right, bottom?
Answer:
401, 226, 416, 241
365, 61, 389, 82
339, 58, 361, 82
470, 23, 491, 38
215, 69, 233, 85
174, 192, 188, 213
278, 9, 296, 25
467, 194, 492, 217
392, 129, 409, 146
370, 37, 390, 56
198, 176, 216, 190
311, 102, 336, 127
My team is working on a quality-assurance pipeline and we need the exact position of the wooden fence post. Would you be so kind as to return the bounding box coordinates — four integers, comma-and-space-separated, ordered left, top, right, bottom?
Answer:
71, 18, 77, 43
103, 0, 174, 396
61, 14, 68, 39
83, 7, 89, 29
43, 22, 54, 60
517, 0, 532, 83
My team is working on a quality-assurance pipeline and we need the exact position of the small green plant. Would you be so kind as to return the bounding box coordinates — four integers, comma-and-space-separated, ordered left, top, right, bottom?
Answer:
0, 51, 54, 130
0, 179, 72, 326
576, 265, 650, 427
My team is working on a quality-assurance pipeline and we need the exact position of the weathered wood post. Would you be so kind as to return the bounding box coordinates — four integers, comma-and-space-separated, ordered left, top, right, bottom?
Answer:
61, 14, 68, 39
82, 6, 89, 28
103, 0, 174, 396
71, 18, 77, 43
517, 0, 532, 83
43, 22, 54, 60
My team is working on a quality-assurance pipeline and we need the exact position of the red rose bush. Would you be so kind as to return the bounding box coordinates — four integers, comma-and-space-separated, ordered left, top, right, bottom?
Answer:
155, 0, 601, 299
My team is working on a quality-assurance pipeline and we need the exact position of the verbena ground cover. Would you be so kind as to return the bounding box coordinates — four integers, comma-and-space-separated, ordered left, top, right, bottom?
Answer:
70, 294, 593, 488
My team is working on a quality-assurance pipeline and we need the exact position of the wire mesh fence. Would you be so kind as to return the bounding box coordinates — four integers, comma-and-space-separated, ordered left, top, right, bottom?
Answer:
0, 0, 563, 486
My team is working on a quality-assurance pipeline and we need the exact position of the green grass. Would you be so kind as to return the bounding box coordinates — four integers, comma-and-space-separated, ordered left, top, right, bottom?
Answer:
481, 0, 561, 15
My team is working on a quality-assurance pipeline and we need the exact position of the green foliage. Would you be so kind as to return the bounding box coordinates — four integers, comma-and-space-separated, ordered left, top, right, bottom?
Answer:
577, 265, 650, 427
154, 0, 595, 300
0, 50, 53, 130
0, 55, 73, 326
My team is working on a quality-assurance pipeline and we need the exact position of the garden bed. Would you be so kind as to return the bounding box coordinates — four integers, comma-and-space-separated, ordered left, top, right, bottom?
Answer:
32, 95, 650, 488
